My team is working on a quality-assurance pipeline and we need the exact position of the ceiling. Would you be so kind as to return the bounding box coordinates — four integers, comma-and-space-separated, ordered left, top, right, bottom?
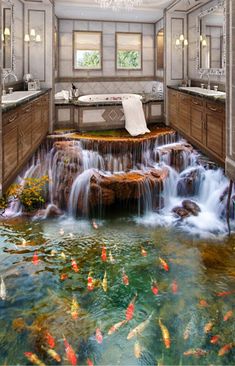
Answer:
54, 0, 174, 22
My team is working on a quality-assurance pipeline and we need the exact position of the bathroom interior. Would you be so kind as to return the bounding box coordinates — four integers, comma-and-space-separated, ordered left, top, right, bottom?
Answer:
0, 0, 235, 365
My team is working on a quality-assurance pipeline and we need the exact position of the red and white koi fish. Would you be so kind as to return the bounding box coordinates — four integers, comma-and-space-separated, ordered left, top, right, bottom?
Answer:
87, 272, 94, 291
183, 348, 208, 357
216, 290, 235, 297
141, 247, 147, 257
210, 335, 220, 344
159, 257, 169, 271
32, 251, 39, 265
218, 343, 234, 356
71, 258, 79, 273
122, 269, 129, 286
127, 312, 153, 340
134, 341, 143, 359
159, 319, 171, 349
151, 280, 159, 296
44, 331, 55, 348
92, 220, 98, 230
87, 358, 94, 366
126, 295, 137, 321
199, 299, 208, 307
71, 297, 79, 320
223, 310, 233, 321
204, 321, 213, 333
60, 273, 68, 281
96, 328, 103, 344
64, 337, 77, 366
0, 277, 6, 300
24, 352, 46, 366
42, 346, 61, 363
108, 320, 127, 335
101, 247, 107, 262
109, 251, 115, 264
171, 280, 178, 294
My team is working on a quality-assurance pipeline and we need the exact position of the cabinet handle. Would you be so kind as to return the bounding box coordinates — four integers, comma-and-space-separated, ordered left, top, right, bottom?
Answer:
208, 105, 218, 112
192, 100, 200, 105
8, 114, 18, 123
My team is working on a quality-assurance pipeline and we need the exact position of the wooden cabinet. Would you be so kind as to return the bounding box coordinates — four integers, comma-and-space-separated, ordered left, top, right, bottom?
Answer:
2, 92, 50, 191
168, 87, 225, 165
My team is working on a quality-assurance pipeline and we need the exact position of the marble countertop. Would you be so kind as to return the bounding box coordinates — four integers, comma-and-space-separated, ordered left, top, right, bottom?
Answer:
54, 93, 164, 107
167, 85, 225, 104
2, 89, 51, 113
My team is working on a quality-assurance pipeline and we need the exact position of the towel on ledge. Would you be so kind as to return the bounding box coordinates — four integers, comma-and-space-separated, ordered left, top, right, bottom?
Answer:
122, 97, 150, 137
55, 90, 70, 101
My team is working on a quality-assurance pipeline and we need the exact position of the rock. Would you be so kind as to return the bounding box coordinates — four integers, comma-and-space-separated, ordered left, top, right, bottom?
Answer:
172, 206, 191, 219
33, 204, 63, 219
177, 168, 202, 196
182, 200, 201, 216
157, 142, 194, 172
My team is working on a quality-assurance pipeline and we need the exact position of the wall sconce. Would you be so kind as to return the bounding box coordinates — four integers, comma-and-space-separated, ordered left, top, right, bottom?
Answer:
175, 34, 188, 49
24, 29, 41, 43
200, 35, 207, 47
2, 27, 11, 42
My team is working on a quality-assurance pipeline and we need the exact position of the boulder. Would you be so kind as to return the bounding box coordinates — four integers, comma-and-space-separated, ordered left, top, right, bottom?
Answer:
177, 168, 202, 196
182, 200, 201, 216
172, 206, 191, 219
157, 142, 194, 171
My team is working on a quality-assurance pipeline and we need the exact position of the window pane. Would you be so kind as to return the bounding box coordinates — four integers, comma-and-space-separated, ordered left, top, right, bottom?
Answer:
117, 50, 141, 69
75, 50, 101, 69
116, 33, 142, 70
74, 31, 102, 70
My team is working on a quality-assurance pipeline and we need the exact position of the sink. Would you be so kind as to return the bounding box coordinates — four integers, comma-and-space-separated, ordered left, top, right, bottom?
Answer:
179, 87, 226, 97
2, 90, 41, 104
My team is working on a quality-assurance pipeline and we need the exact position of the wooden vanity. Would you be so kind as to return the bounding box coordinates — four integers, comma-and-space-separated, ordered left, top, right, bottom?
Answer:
168, 87, 225, 165
2, 91, 50, 191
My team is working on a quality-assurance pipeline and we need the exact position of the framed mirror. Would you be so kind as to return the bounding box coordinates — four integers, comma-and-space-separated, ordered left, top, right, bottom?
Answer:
156, 28, 164, 71
2, 0, 14, 71
197, 1, 225, 76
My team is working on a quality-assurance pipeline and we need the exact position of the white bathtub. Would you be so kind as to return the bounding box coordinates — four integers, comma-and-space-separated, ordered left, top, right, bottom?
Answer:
78, 93, 142, 103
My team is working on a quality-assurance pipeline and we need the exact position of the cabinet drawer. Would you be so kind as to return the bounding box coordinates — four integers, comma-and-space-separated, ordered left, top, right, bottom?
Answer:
206, 101, 225, 115
191, 97, 203, 108
3, 109, 19, 126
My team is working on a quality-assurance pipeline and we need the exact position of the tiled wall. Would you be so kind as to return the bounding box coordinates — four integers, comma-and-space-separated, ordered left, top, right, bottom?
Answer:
58, 19, 155, 78
187, 0, 226, 84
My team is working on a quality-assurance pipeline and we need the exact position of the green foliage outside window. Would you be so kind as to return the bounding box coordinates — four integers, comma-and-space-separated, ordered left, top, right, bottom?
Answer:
76, 50, 101, 69
117, 50, 140, 69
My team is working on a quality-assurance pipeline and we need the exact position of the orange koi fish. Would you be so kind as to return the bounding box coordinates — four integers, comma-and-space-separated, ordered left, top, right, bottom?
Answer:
171, 280, 178, 294
183, 348, 208, 357
210, 335, 220, 344
71, 258, 79, 273
159, 319, 170, 349
199, 299, 208, 307
223, 310, 233, 321
218, 343, 234, 356
41, 346, 61, 363
64, 337, 77, 366
92, 220, 98, 230
122, 269, 129, 286
71, 297, 79, 320
151, 280, 159, 296
102, 271, 108, 292
126, 295, 137, 321
204, 321, 213, 333
60, 273, 68, 281
24, 352, 46, 366
108, 320, 127, 335
87, 272, 94, 291
127, 312, 153, 340
159, 257, 169, 271
134, 341, 143, 359
32, 251, 39, 265
101, 247, 107, 262
44, 331, 55, 348
87, 358, 94, 366
141, 247, 147, 257
96, 328, 103, 344
216, 290, 235, 297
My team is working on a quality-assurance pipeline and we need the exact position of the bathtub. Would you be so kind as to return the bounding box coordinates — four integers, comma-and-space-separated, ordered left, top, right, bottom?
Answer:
78, 93, 142, 103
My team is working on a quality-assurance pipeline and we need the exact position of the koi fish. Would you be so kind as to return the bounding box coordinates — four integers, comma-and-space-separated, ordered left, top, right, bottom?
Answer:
126, 295, 137, 321
102, 271, 108, 292
216, 290, 235, 297
122, 269, 129, 286
141, 247, 147, 257
87, 358, 94, 366
71, 258, 79, 272
96, 328, 103, 344
109, 251, 115, 264
71, 297, 79, 320
204, 321, 213, 333
59, 228, 64, 235
183, 348, 208, 357
199, 299, 208, 307
151, 280, 159, 296
0, 277, 6, 300
159, 319, 170, 349
127, 313, 153, 340
101, 247, 107, 262
134, 341, 142, 359
218, 343, 234, 356
60, 273, 68, 281
87, 272, 94, 291
92, 220, 98, 230
44, 331, 55, 348
32, 251, 39, 265
21, 239, 28, 247
69, 233, 74, 238
108, 320, 127, 335
210, 335, 220, 344
159, 257, 169, 271
64, 337, 77, 366
51, 250, 57, 256
60, 252, 66, 260
41, 346, 61, 362
24, 352, 46, 366
171, 280, 178, 294
223, 310, 233, 321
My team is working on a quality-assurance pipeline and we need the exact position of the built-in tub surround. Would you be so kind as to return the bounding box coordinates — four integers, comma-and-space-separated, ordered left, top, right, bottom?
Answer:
78, 94, 142, 103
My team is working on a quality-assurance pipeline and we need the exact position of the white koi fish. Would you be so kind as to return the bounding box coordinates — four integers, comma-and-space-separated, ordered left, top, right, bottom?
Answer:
0, 277, 6, 300
127, 312, 153, 340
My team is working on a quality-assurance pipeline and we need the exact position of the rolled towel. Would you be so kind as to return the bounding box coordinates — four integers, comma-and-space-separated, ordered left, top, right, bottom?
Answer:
55, 90, 69, 101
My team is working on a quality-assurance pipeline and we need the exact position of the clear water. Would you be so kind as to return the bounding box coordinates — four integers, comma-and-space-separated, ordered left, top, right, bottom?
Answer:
0, 215, 234, 365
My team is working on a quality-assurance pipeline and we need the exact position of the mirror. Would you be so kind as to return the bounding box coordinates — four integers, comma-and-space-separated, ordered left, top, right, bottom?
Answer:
197, 2, 225, 75
2, 0, 14, 71
156, 28, 164, 70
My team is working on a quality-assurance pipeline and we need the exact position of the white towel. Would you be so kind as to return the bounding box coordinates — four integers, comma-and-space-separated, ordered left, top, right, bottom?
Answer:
55, 90, 69, 101
122, 97, 150, 137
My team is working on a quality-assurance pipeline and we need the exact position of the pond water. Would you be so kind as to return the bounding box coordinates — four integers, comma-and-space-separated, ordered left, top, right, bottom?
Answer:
0, 216, 234, 366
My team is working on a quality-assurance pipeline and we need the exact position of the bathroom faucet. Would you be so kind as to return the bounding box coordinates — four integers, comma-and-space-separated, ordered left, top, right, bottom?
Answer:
207, 73, 211, 90
2, 71, 18, 95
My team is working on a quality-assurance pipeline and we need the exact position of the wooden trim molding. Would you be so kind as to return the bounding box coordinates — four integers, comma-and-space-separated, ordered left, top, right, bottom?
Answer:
56, 76, 158, 82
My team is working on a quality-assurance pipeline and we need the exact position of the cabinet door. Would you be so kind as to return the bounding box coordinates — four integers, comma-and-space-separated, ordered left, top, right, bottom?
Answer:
19, 104, 32, 161
3, 122, 18, 182
41, 94, 49, 133
190, 97, 204, 145
178, 93, 190, 135
32, 99, 42, 144
168, 89, 178, 127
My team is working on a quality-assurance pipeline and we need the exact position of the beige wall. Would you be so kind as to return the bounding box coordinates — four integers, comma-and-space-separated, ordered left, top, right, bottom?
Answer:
155, 17, 164, 80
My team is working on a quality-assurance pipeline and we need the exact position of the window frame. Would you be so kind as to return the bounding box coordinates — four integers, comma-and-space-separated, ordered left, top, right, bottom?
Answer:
115, 32, 143, 71
73, 30, 103, 71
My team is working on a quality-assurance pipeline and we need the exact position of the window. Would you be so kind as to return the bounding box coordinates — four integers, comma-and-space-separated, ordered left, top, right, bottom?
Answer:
116, 32, 142, 70
73, 31, 102, 70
